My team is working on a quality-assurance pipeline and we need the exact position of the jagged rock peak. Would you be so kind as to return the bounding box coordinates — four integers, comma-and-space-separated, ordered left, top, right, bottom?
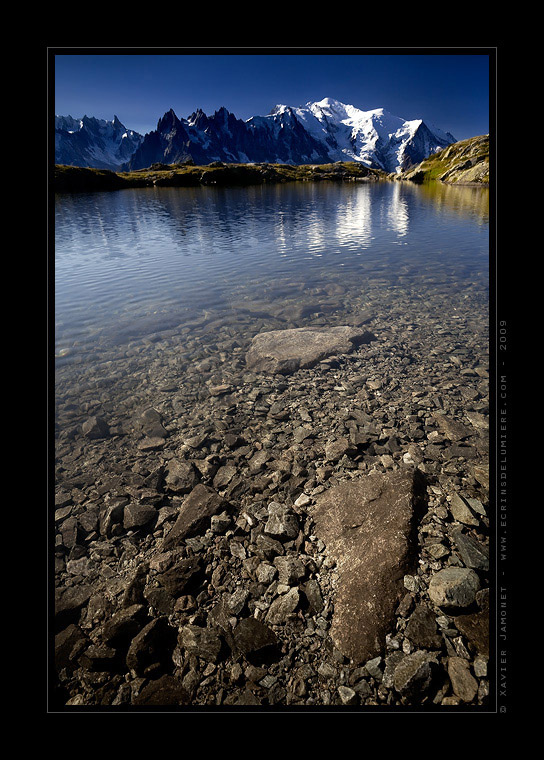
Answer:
214, 106, 230, 118
187, 108, 208, 127
157, 108, 180, 132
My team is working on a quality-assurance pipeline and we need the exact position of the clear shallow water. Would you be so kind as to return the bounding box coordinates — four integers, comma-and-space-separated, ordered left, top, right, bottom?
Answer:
55, 181, 489, 361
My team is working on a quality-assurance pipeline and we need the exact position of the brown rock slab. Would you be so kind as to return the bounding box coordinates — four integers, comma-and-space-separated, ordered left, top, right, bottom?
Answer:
246, 326, 376, 375
123, 503, 157, 530
55, 624, 88, 672
432, 414, 473, 441
126, 617, 177, 675
447, 656, 479, 702
449, 494, 479, 526
265, 587, 300, 625
404, 605, 442, 650
55, 585, 93, 629
162, 484, 225, 549
154, 556, 203, 597
134, 407, 168, 439
179, 625, 223, 663
100, 604, 147, 648
231, 617, 279, 660
310, 470, 424, 664
79, 643, 119, 672
393, 650, 434, 696
81, 415, 110, 439
133, 674, 190, 706
164, 459, 199, 494
454, 609, 489, 656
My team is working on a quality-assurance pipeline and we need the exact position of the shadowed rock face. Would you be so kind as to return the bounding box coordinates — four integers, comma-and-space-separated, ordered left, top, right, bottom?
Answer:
311, 470, 425, 664
245, 326, 376, 375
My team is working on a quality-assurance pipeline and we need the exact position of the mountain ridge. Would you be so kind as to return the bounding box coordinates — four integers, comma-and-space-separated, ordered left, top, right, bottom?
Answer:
55, 98, 456, 173
54, 115, 143, 171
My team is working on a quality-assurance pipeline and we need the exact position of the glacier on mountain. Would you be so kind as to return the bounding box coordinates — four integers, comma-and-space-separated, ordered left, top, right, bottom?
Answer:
280, 98, 455, 172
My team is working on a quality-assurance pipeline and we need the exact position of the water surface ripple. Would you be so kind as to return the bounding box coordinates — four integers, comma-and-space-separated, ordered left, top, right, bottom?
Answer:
55, 181, 489, 359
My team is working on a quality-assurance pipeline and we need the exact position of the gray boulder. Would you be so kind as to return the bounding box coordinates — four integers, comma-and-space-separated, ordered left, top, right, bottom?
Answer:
246, 326, 375, 375
428, 567, 480, 609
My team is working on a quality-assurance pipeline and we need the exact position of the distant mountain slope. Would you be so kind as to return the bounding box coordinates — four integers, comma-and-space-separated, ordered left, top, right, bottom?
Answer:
56, 98, 456, 173
395, 134, 489, 185
55, 115, 143, 171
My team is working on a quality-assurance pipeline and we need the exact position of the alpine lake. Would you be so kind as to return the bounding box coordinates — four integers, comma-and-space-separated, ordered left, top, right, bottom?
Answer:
53, 177, 491, 708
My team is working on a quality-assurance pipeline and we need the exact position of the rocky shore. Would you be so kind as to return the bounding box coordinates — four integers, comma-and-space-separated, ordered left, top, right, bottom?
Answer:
53, 273, 490, 709
393, 135, 489, 186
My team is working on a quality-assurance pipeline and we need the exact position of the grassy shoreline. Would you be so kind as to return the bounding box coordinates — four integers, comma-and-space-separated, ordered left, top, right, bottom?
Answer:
54, 161, 386, 193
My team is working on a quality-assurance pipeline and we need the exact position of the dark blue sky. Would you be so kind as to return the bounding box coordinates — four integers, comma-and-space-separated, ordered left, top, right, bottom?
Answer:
54, 52, 490, 141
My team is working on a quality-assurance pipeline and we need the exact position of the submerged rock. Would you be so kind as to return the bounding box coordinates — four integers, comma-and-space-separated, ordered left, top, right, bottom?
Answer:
81, 416, 110, 439
245, 326, 376, 374
264, 502, 299, 541
310, 469, 425, 664
447, 656, 479, 702
162, 484, 225, 549
393, 650, 434, 696
133, 674, 190, 706
265, 587, 300, 625
428, 567, 480, 609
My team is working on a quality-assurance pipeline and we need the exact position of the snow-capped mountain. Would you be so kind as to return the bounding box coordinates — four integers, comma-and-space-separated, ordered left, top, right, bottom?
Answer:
55, 98, 456, 173
284, 97, 456, 173
55, 115, 143, 171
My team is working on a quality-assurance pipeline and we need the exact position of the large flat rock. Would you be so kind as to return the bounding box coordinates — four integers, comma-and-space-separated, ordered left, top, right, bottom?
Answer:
310, 470, 424, 664
245, 326, 375, 375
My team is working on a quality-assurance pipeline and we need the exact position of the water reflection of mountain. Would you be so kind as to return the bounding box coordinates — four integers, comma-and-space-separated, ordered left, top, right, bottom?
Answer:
398, 181, 489, 225
56, 180, 489, 358
385, 183, 409, 237
56, 181, 488, 272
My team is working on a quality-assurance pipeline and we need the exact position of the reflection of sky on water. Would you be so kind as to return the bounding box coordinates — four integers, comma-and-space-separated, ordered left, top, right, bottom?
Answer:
55, 181, 488, 352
